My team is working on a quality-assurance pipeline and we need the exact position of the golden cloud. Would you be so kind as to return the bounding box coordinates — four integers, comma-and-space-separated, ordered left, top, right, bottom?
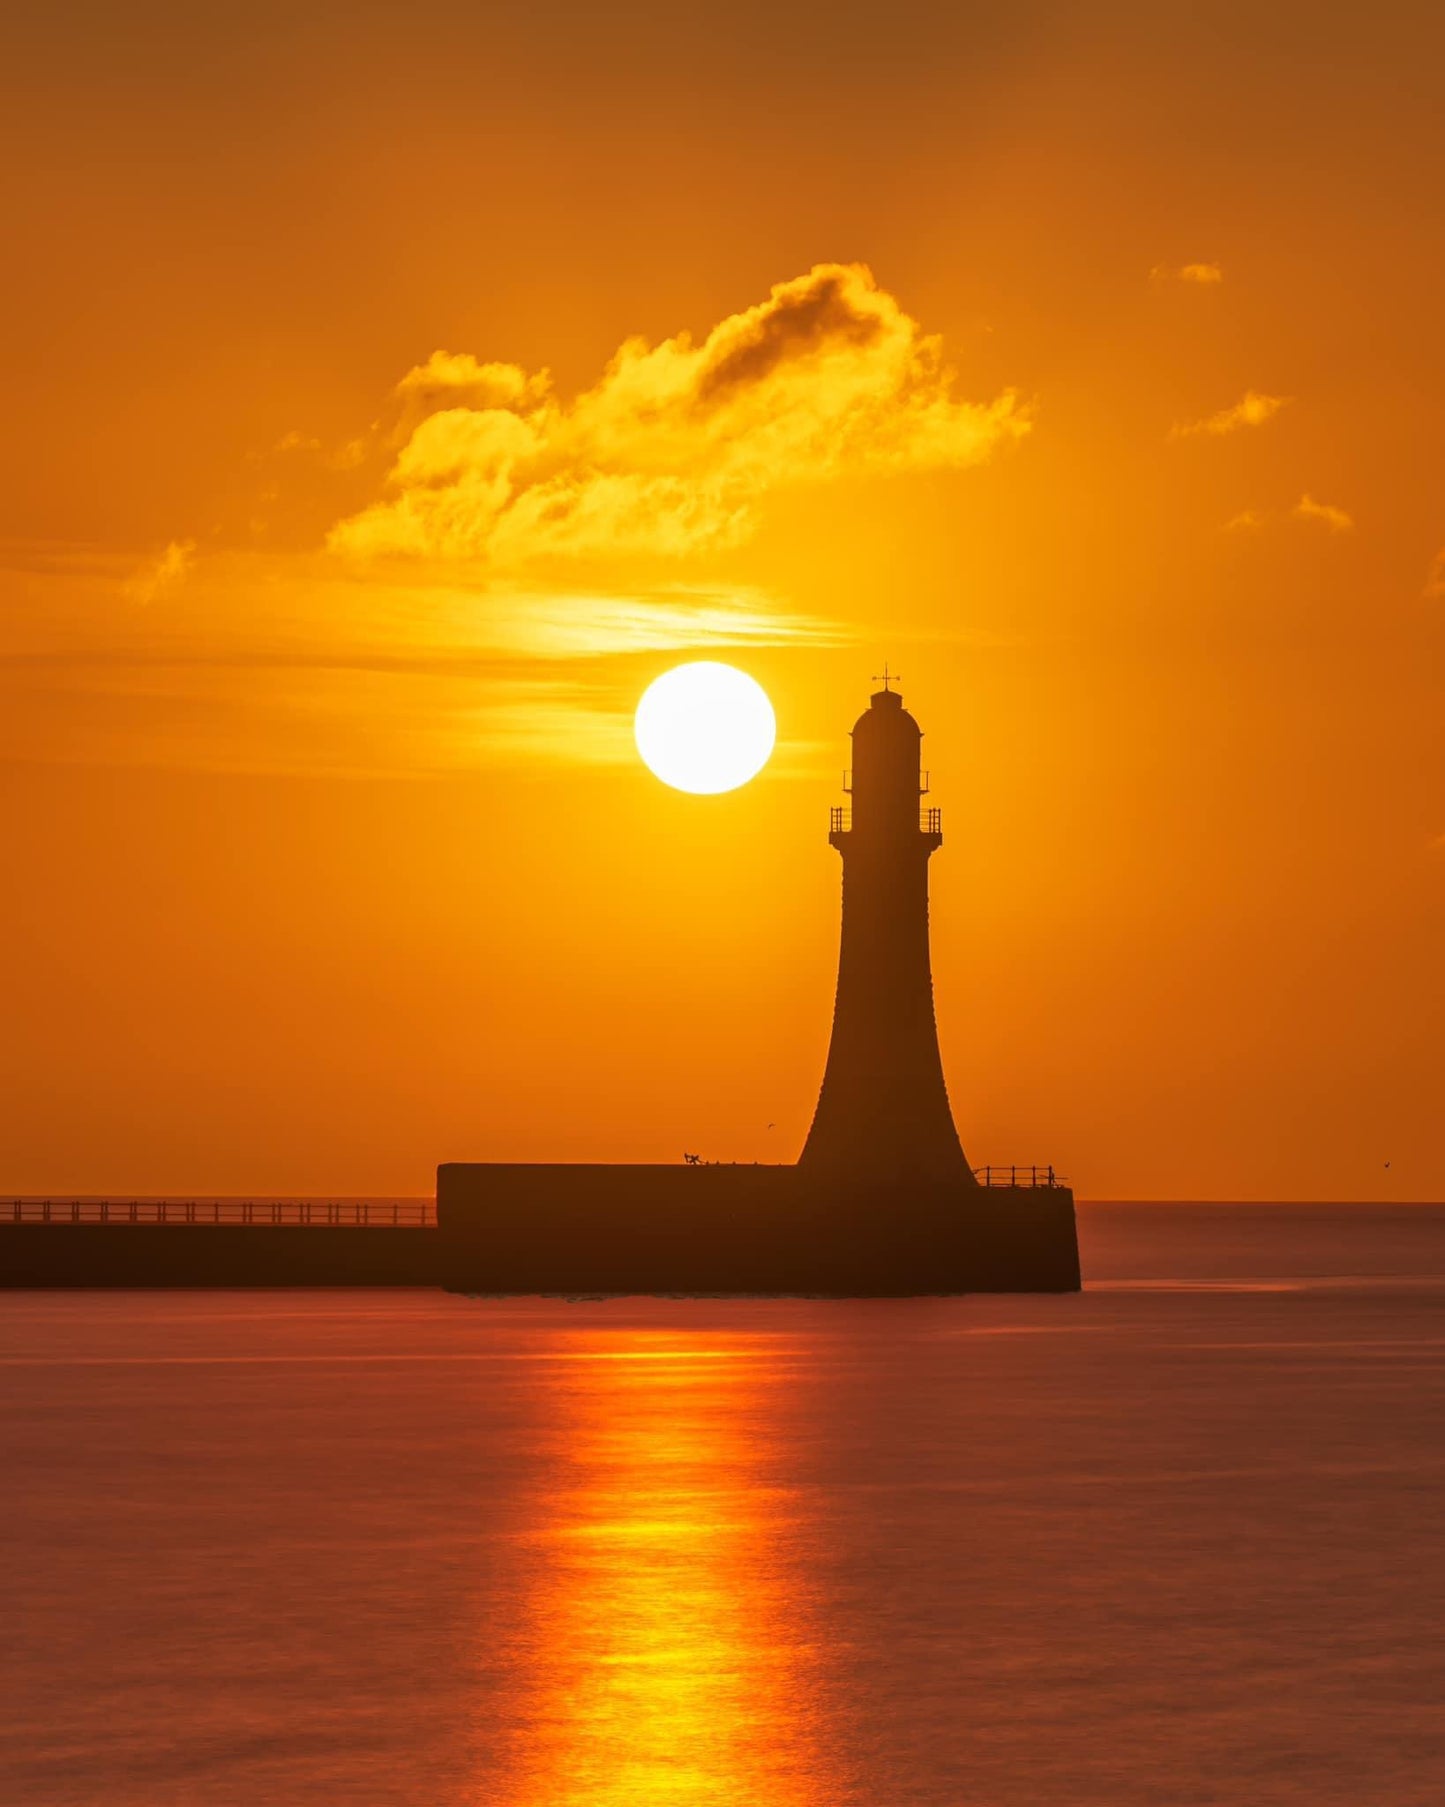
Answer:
1171, 391, 1289, 439
1293, 494, 1354, 533
122, 539, 196, 604
1151, 262, 1224, 284
329, 264, 1029, 566
1424, 549, 1445, 597
275, 428, 373, 471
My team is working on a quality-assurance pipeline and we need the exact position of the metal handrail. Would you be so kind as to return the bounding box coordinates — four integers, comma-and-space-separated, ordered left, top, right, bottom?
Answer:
2, 1199, 437, 1227
972, 1166, 1066, 1190
829, 807, 943, 834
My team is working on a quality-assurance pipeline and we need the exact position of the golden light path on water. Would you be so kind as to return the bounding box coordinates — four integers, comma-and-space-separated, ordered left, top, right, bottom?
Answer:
6, 1257, 1445, 1805
494, 1331, 829, 1807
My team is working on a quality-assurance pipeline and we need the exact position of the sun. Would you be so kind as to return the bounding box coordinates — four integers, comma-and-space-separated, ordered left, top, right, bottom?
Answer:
634, 662, 776, 795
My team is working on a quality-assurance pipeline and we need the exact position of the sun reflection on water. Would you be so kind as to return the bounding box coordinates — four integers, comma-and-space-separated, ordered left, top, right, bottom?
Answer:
496, 1331, 831, 1807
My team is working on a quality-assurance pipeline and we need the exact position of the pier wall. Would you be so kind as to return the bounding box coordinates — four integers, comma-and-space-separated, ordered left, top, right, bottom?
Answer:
0, 1225, 440, 1288
1, 1174, 1079, 1292
436, 1163, 1079, 1294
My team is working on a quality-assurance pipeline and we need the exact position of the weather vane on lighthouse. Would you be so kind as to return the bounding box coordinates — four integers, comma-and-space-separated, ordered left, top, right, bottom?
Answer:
872, 662, 899, 692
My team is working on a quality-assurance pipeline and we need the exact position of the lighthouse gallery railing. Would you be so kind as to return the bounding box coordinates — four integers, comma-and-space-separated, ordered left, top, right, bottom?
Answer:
829, 807, 941, 834
972, 1166, 1066, 1190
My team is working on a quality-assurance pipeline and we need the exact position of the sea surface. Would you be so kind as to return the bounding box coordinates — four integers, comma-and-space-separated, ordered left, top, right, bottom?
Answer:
2, 1203, 1442, 1806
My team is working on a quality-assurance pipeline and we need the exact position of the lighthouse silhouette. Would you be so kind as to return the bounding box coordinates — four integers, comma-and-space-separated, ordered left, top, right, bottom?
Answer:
438, 676, 1078, 1294
801, 676, 975, 1186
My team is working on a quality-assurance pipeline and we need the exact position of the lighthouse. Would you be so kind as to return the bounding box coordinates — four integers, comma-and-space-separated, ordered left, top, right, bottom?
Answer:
438, 676, 1078, 1294
800, 680, 975, 1186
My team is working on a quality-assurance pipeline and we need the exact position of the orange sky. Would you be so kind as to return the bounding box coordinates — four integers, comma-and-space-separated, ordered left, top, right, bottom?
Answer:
2, 0, 1442, 1199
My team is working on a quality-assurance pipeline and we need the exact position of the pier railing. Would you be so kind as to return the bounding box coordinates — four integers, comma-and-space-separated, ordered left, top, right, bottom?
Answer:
972, 1166, 1066, 1190
3, 1199, 437, 1227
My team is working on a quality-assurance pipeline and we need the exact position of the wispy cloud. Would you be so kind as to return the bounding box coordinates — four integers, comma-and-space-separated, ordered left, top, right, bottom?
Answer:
0, 649, 639, 779
122, 539, 196, 604
1, 546, 851, 775
330, 264, 1029, 566
1151, 262, 1224, 285
1171, 391, 1289, 439
488, 589, 843, 659
0, 540, 136, 580
1424, 549, 1445, 597
105, 556, 846, 666
275, 428, 372, 471
1293, 494, 1354, 533
1222, 498, 1358, 536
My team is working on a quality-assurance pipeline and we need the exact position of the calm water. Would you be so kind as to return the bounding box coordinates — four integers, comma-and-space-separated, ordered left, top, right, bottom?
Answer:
2, 1204, 1443, 1805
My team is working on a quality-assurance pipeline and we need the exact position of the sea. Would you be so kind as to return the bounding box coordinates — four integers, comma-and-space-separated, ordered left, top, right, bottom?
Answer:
2, 1203, 1442, 1806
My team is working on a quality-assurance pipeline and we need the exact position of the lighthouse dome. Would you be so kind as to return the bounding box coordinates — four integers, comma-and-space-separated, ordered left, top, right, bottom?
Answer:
852, 686, 922, 743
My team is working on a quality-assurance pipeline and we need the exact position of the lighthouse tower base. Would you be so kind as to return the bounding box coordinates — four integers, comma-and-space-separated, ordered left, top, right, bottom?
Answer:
435, 1163, 1080, 1295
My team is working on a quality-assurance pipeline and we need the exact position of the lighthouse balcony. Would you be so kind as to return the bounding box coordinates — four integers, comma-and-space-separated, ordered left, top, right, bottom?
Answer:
972, 1165, 1068, 1190
828, 805, 943, 838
